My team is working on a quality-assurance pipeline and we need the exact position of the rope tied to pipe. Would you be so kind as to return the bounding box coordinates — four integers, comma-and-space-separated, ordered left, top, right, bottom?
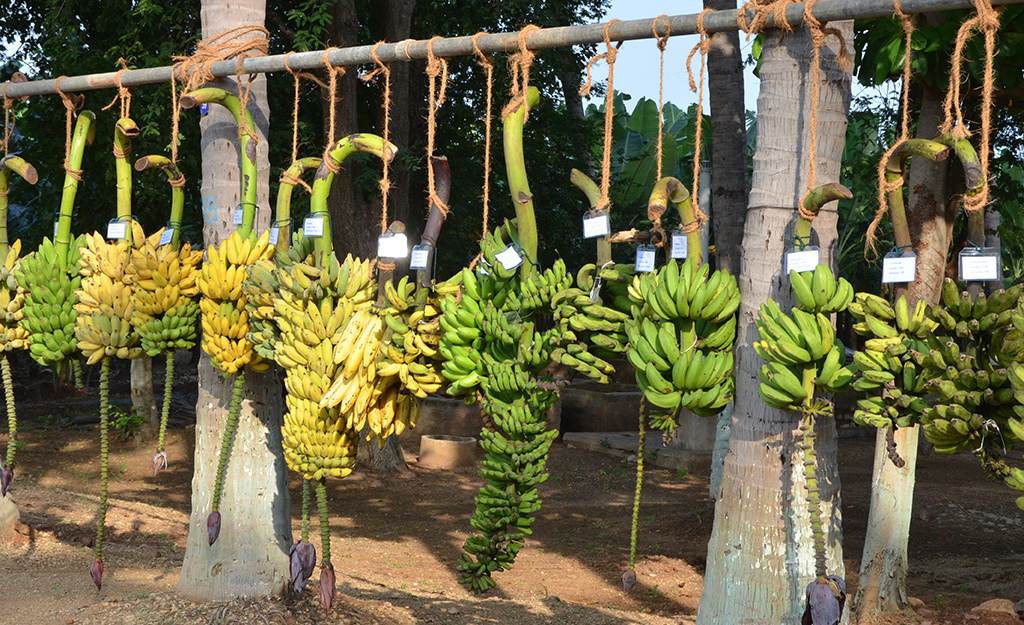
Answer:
426, 37, 450, 217
472, 32, 495, 237
361, 42, 394, 234
652, 15, 671, 181
281, 52, 315, 195
502, 24, 541, 121
580, 20, 622, 216
684, 10, 713, 232
54, 76, 84, 182
321, 47, 346, 148
101, 58, 133, 118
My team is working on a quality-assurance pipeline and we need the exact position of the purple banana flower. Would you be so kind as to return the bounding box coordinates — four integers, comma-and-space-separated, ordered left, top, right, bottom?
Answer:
90, 558, 104, 590
206, 511, 221, 546
621, 569, 637, 592
320, 564, 336, 612
1, 466, 11, 497
152, 451, 167, 477
802, 575, 846, 625
289, 541, 317, 594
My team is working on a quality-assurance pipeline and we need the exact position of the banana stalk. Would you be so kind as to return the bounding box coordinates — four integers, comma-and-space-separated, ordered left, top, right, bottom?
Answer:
310, 134, 397, 255
180, 88, 259, 239
570, 168, 610, 266
416, 157, 450, 291
316, 479, 335, 612
134, 155, 185, 247
503, 86, 541, 271
90, 357, 112, 589
648, 176, 702, 265
793, 183, 853, 250
56, 111, 96, 268
275, 157, 321, 253
0, 154, 38, 258
114, 118, 139, 225
153, 351, 173, 476
289, 478, 316, 594
207, 371, 245, 546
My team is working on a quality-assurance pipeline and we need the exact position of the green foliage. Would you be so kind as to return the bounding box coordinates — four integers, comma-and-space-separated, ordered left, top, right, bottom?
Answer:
110, 405, 147, 442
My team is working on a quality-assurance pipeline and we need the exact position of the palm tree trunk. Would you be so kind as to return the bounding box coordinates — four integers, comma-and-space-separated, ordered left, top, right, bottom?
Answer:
696, 20, 853, 625
177, 0, 291, 600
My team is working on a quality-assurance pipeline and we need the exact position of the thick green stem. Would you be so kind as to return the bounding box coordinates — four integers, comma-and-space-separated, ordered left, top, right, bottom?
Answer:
72, 360, 84, 389
570, 168, 611, 266
316, 479, 331, 565
801, 411, 826, 580
310, 134, 397, 256
936, 133, 983, 192
503, 87, 542, 269
113, 118, 138, 227
648, 177, 701, 265
157, 352, 173, 453
134, 155, 185, 248
0, 154, 38, 258
95, 358, 111, 561
56, 111, 96, 269
2, 355, 15, 468
793, 183, 853, 250
180, 88, 258, 239
275, 157, 321, 254
629, 404, 646, 570
211, 371, 245, 513
301, 478, 312, 543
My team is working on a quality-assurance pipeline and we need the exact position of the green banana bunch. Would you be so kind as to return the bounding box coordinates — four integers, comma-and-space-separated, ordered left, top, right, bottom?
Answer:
848, 292, 936, 432
242, 234, 316, 362
754, 298, 855, 413
789, 265, 854, 314
910, 279, 1022, 456
18, 235, 87, 375
441, 218, 563, 594
624, 258, 740, 432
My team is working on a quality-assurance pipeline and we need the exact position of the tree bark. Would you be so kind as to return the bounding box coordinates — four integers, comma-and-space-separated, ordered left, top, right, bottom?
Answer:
853, 84, 949, 624
0, 492, 19, 542
130, 357, 158, 439
177, 0, 291, 600
697, 21, 853, 625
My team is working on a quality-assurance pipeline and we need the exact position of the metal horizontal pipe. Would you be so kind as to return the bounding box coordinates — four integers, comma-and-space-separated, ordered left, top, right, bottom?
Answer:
3, 0, 1023, 99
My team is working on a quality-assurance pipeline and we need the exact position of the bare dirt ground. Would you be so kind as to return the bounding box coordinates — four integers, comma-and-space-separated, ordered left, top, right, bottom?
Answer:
1, 362, 1023, 625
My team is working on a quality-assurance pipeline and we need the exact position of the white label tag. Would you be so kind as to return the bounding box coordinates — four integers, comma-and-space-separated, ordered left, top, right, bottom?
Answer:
582, 211, 610, 239
232, 208, 244, 226
881, 251, 916, 284
377, 232, 409, 258
785, 248, 820, 273
959, 247, 1000, 281
303, 215, 325, 238
410, 245, 430, 270
635, 245, 656, 273
670, 233, 688, 259
159, 228, 175, 246
106, 220, 127, 240
495, 245, 523, 270
53, 221, 59, 238
268, 226, 280, 246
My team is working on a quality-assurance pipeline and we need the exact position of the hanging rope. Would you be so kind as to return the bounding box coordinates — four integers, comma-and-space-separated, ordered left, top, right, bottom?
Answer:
938, 0, 1000, 212
101, 58, 133, 118
54, 76, 83, 182
472, 32, 495, 237
362, 42, 393, 233
653, 16, 671, 181
502, 24, 541, 121
684, 10, 714, 233
866, 0, 917, 252
321, 47, 346, 150
425, 37, 450, 218
1, 84, 12, 157
280, 52, 314, 194
579, 20, 622, 215
736, 0, 798, 38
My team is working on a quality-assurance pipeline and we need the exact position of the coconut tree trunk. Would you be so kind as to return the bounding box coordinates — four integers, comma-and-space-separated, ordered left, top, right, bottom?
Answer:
131, 358, 159, 439
0, 492, 19, 541
177, 0, 291, 600
853, 84, 948, 623
696, 20, 853, 625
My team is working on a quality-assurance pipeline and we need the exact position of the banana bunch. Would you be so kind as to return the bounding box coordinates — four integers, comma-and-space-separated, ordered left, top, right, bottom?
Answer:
789, 265, 854, 314
754, 298, 855, 412
441, 219, 564, 592
1002, 368, 1024, 509
125, 228, 203, 355
275, 252, 376, 481
908, 280, 1023, 455
624, 258, 740, 431
17, 236, 87, 374
576, 262, 637, 316
0, 241, 30, 353
242, 235, 316, 361
197, 229, 275, 375
73, 227, 148, 365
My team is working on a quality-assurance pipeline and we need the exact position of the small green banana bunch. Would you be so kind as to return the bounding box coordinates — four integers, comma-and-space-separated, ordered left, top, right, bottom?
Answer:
1001, 365, 1024, 509
754, 295, 855, 414
0, 241, 30, 353
849, 293, 937, 431
548, 263, 636, 384
242, 235, 317, 362
789, 265, 854, 314
910, 279, 1022, 456
624, 258, 740, 431
441, 218, 562, 593
17, 235, 87, 375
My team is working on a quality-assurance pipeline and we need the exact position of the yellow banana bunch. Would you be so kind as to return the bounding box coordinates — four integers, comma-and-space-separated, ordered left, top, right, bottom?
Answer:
319, 306, 386, 424
197, 230, 274, 375
275, 252, 375, 480
0, 241, 29, 353
74, 226, 147, 365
